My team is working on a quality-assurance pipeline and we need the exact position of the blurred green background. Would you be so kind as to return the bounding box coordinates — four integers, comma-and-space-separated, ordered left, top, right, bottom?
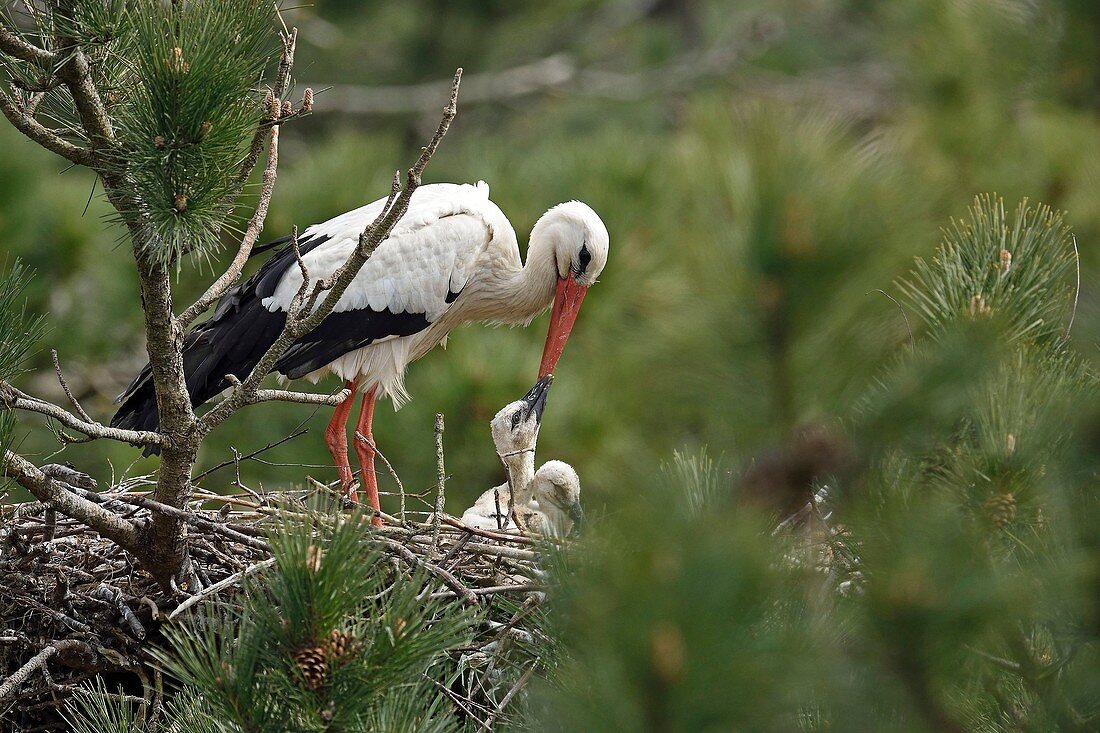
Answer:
3, 0, 1099, 515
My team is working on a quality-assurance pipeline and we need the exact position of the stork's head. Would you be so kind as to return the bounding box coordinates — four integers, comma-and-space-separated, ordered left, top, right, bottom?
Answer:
490, 375, 554, 456
531, 201, 609, 377
530, 460, 583, 537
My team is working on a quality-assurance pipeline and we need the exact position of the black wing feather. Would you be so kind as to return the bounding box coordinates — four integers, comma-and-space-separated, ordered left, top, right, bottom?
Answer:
111, 231, 434, 453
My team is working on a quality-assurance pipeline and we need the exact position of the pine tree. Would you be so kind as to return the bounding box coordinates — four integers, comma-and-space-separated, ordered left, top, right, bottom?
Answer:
531, 196, 1099, 732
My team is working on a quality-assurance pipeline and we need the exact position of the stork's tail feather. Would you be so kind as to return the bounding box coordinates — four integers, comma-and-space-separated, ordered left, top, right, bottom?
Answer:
110, 372, 163, 456
111, 304, 286, 456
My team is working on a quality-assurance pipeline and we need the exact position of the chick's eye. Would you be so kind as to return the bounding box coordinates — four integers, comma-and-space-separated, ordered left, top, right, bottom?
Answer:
510, 411, 522, 430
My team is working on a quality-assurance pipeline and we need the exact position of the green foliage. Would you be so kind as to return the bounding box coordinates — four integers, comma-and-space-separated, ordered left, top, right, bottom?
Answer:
662, 449, 722, 518
0, 260, 46, 477
107, 0, 275, 265
62, 677, 147, 733
0, 260, 46, 384
2, 0, 276, 267
897, 196, 1077, 348
149, 504, 479, 732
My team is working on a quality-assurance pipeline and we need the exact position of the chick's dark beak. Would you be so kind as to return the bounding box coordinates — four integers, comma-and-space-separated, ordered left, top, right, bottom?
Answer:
521, 374, 554, 423
568, 501, 585, 534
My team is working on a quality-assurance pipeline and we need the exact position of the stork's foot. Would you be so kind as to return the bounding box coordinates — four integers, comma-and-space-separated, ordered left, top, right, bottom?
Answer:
353, 385, 383, 528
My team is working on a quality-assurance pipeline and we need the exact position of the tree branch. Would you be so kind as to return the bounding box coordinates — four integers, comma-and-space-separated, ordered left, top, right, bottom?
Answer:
228, 28, 296, 213
196, 68, 463, 433
220, 373, 352, 407
0, 22, 55, 65
304, 34, 764, 117
0, 639, 93, 702
1, 381, 161, 446
0, 85, 92, 165
51, 349, 93, 422
1, 451, 142, 553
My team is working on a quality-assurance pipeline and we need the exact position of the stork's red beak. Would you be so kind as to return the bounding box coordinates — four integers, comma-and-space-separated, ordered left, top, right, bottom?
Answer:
539, 275, 588, 378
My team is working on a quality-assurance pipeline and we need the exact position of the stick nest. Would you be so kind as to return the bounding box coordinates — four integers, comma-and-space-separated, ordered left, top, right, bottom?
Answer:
0, 479, 552, 731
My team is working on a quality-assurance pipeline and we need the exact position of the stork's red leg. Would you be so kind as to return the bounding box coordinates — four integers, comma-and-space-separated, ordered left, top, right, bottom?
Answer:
353, 385, 383, 527
324, 380, 360, 502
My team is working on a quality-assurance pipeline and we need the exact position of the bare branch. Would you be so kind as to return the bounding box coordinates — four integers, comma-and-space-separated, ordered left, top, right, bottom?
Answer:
166, 557, 277, 620
380, 537, 478, 605
486, 664, 536, 728
313, 55, 572, 115
196, 68, 463, 433
0, 85, 92, 165
220, 373, 352, 407
0, 21, 55, 64
431, 412, 446, 558
231, 28, 295, 197
272, 27, 297, 99
0, 639, 93, 702
1, 381, 162, 447
247, 386, 352, 406
1, 451, 142, 553
75, 487, 271, 553
179, 125, 281, 327
304, 37, 759, 117
51, 349, 92, 422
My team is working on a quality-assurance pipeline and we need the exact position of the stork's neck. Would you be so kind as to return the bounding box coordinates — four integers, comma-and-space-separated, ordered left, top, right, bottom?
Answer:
476, 228, 559, 324
502, 448, 537, 506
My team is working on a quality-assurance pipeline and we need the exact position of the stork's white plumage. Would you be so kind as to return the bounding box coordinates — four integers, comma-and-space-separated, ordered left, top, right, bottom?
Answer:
112, 182, 609, 525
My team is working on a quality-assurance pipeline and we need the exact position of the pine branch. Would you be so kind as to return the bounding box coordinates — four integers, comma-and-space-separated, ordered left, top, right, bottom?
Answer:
0, 84, 92, 164
0, 21, 55, 64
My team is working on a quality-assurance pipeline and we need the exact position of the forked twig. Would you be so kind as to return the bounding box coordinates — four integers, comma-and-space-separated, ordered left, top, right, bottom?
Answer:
51, 350, 92, 422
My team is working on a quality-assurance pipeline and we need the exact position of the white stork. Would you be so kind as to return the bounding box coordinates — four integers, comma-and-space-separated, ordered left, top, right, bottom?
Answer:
112, 182, 609, 525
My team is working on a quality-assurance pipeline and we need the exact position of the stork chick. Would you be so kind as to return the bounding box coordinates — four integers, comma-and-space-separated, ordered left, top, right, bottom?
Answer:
461, 376, 552, 531
524, 460, 583, 538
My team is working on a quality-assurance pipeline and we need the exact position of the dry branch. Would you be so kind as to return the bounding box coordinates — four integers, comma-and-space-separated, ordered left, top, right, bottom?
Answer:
304, 29, 770, 117
0, 639, 93, 701
1, 451, 141, 553
1, 381, 161, 447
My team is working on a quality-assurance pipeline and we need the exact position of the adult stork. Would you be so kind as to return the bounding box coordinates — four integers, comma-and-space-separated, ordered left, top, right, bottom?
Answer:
112, 182, 609, 523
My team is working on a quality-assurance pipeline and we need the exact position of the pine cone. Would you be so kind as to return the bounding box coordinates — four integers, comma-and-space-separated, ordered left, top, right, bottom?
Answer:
323, 628, 359, 664
984, 492, 1017, 527
294, 644, 328, 691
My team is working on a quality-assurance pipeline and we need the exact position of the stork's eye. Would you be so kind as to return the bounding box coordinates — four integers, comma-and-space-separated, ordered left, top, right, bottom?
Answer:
510, 411, 522, 430
574, 242, 592, 277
